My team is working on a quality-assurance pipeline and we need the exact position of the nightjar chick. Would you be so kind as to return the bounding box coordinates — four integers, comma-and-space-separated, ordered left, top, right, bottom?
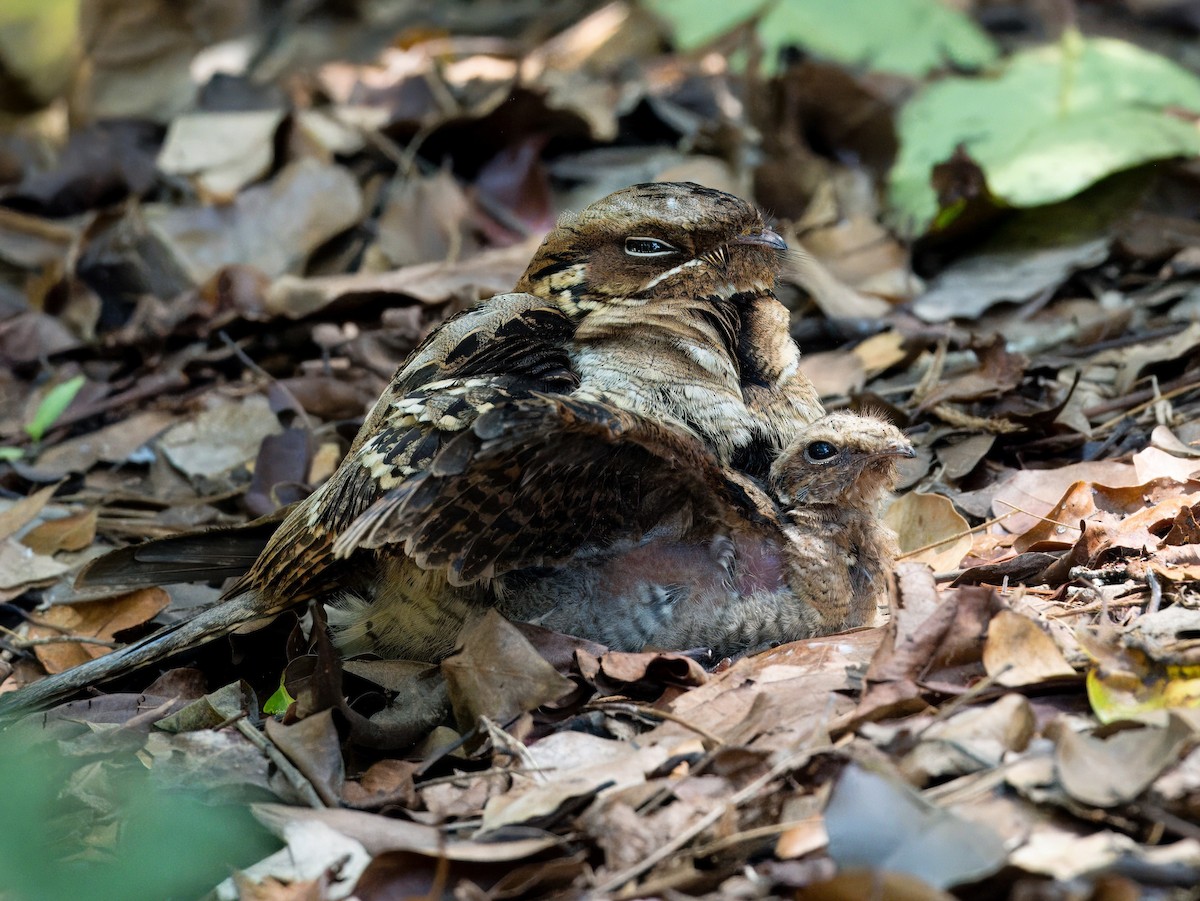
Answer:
5, 182, 822, 712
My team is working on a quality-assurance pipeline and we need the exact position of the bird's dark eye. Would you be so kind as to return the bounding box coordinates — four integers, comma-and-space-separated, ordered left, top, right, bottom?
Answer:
624, 237, 678, 257
805, 440, 838, 462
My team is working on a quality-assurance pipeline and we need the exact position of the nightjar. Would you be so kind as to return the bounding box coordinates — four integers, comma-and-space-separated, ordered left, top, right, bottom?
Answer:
4, 182, 824, 711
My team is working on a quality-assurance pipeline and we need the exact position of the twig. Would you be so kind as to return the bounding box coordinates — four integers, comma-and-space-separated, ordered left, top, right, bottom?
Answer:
1049, 594, 1148, 619
48, 371, 189, 436
1145, 570, 1163, 616
587, 700, 727, 748
690, 817, 816, 857
218, 332, 312, 432
0, 624, 119, 649
5, 635, 119, 649
1093, 379, 1200, 435
1082, 369, 1200, 418
234, 719, 329, 809
992, 498, 1077, 530
910, 338, 948, 405
594, 742, 823, 895
920, 664, 1013, 725
896, 509, 1018, 561
415, 766, 546, 790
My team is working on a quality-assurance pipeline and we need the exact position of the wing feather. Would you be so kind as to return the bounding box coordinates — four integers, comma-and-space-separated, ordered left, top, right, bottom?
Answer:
229, 294, 579, 604
343, 394, 760, 585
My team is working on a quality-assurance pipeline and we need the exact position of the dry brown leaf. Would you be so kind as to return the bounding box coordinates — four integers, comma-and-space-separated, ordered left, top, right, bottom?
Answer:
935, 433, 995, 481
784, 245, 891, 318
265, 238, 539, 319
798, 871, 958, 901
901, 693, 1035, 784
989, 461, 1142, 534
479, 733, 671, 835
885, 492, 972, 572
35, 410, 175, 473
252, 803, 560, 861
1053, 715, 1193, 807
852, 330, 907, 376
264, 711, 344, 806
1132, 446, 1200, 484
159, 394, 282, 480
1151, 424, 1200, 458
230, 873, 325, 901
0, 539, 69, 599
146, 158, 364, 284
441, 610, 576, 731
797, 350, 866, 398
157, 110, 286, 199
917, 338, 1027, 411
369, 169, 477, 270
28, 586, 170, 673
20, 510, 95, 557
0, 483, 59, 542
798, 214, 916, 300
775, 816, 828, 860
982, 610, 1076, 687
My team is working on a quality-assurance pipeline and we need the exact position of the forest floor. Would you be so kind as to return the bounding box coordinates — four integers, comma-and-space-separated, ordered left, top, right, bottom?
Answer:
2, 1, 1200, 898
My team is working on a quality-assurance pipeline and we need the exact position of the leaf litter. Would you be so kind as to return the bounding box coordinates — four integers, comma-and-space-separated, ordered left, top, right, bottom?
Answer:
2, 1, 1200, 898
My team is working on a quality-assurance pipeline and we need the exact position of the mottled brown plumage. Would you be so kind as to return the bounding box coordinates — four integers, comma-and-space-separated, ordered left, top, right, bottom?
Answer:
2, 182, 822, 712
330, 401, 912, 659
526, 410, 915, 655
243, 181, 819, 609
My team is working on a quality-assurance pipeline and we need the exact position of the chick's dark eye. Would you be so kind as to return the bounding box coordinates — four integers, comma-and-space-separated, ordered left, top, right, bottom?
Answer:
624, 237, 678, 257
805, 440, 838, 462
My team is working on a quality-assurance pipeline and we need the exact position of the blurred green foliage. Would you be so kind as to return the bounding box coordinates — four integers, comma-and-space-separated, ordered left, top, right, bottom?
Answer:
0, 0, 78, 112
643, 0, 997, 76
0, 726, 279, 901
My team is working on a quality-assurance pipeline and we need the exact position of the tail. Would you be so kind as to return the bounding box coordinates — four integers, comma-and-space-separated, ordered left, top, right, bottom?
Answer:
0, 592, 275, 717
75, 514, 283, 589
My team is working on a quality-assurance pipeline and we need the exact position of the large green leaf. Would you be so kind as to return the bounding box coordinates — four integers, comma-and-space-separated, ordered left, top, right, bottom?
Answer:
643, 0, 997, 77
889, 33, 1200, 235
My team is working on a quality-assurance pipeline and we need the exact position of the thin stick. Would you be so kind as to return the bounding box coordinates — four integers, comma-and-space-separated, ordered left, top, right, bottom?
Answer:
593, 746, 813, 896
587, 700, 727, 748
896, 509, 1018, 561
0, 630, 120, 650
234, 719, 329, 809
1094, 380, 1200, 435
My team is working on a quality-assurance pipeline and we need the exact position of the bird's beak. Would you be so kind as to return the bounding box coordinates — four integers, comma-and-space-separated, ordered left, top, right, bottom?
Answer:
876, 441, 916, 459
733, 227, 788, 252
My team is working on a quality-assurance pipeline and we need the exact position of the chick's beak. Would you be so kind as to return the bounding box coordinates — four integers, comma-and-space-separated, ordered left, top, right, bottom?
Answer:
880, 440, 916, 459
733, 227, 788, 252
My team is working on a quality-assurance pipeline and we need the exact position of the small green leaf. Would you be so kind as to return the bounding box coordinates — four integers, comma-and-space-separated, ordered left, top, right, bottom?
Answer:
25, 375, 85, 442
0, 447, 23, 461
262, 680, 295, 716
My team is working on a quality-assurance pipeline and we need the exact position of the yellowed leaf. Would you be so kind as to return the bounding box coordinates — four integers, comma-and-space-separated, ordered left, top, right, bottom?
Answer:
884, 492, 972, 571
852, 329, 907, 376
